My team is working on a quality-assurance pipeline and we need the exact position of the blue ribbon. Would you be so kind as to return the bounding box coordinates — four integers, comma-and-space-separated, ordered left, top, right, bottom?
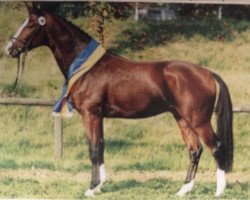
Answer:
52, 40, 101, 117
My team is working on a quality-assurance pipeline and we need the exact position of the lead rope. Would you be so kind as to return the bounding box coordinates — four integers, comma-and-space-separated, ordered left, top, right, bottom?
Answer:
11, 23, 42, 91
13, 50, 27, 91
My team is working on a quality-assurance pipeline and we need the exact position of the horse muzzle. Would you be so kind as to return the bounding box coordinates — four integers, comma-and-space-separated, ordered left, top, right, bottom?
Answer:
5, 42, 23, 58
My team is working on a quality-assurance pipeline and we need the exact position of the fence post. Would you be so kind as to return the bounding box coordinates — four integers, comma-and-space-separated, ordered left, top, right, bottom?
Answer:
54, 116, 63, 160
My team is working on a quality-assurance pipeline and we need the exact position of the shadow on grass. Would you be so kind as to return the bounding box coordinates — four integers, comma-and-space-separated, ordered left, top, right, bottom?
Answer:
0, 159, 18, 169
0, 140, 50, 155
1, 177, 39, 186
100, 178, 249, 199
101, 178, 183, 197
105, 139, 134, 154
111, 17, 250, 54
64, 135, 85, 148
114, 160, 171, 171
0, 158, 56, 171
0, 82, 36, 97
102, 179, 142, 193
0, 176, 248, 199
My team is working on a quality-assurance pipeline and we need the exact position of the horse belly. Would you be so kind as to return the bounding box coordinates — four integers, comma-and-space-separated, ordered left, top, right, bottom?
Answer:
104, 80, 169, 118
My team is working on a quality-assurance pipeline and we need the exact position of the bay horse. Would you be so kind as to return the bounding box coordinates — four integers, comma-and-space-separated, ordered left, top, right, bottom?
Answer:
5, 3, 233, 197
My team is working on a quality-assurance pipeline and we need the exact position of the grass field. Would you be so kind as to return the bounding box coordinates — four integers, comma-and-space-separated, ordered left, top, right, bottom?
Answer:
0, 5, 250, 199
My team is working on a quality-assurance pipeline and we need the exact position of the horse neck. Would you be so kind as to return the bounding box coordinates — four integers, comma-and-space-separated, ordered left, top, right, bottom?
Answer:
45, 14, 91, 78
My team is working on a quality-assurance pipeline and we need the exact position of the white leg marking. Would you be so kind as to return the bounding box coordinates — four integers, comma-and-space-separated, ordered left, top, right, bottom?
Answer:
177, 180, 195, 197
215, 168, 226, 197
100, 164, 106, 184
93, 164, 106, 194
84, 164, 106, 197
84, 189, 95, 197
13, 18, 30, 39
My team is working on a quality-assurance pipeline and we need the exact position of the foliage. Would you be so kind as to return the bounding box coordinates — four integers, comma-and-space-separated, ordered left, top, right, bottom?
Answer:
111, 17, 250, 53
0, 83, 37, 97
56, 2, 86, 18
38, 2, 132, 45
170, 4, 250, 20
86, 2, 109, 45
222, 5, 250, 20
84, 2, 132, 45
171, 4, 220, 18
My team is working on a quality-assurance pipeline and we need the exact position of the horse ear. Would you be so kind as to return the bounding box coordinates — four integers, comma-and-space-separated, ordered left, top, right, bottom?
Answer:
25, 2, 39, 14
39, 2, 60, 13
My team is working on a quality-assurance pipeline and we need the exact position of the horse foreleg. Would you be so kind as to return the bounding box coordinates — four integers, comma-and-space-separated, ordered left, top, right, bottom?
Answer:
82, 112, 106, 197
176, 118, 203, 197
95, 133, 106, 194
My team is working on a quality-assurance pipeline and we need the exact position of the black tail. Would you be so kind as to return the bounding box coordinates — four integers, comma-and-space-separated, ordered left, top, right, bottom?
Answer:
213, 73, 234, 172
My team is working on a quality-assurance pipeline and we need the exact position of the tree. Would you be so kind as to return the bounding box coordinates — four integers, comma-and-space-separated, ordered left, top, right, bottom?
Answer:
84, 2, 132, 45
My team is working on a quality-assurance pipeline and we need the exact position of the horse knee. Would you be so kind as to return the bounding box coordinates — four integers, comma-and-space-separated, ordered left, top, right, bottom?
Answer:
89, 143, 101, 163
89, 152, 100, 164
185, 145, 203, 183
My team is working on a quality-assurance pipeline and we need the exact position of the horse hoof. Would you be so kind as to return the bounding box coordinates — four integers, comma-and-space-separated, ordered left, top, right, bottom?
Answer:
215, 191, 223, 197
176, 180, 194, 197
85, 189, 95, 197
94, 187, 102, 194
215, 186, 226, 197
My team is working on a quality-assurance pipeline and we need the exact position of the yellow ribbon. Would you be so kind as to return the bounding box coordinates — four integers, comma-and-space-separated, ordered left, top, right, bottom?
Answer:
66, 45, 106, 96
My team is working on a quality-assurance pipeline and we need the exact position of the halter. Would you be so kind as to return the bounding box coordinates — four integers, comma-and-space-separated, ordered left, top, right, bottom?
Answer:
11, 16, 45, 54
11, 28, 39, 54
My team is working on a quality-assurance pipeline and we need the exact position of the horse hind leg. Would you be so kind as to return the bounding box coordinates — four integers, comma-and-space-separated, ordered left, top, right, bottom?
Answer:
195, 123, 227, 196
176, 118, 203, 197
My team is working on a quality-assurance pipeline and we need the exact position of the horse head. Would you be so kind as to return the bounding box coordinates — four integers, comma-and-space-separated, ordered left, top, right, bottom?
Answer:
5, 2, 48, 58
5, 2, 89, 77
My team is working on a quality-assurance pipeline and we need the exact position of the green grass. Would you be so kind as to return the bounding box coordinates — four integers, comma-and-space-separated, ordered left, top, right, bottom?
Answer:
0, 4, 250, 199
0, 177, 248, 199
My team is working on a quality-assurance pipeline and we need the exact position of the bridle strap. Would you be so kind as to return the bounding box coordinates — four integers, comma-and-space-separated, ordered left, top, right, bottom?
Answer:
11, 25, 41, 90
11, 25, 42, 54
